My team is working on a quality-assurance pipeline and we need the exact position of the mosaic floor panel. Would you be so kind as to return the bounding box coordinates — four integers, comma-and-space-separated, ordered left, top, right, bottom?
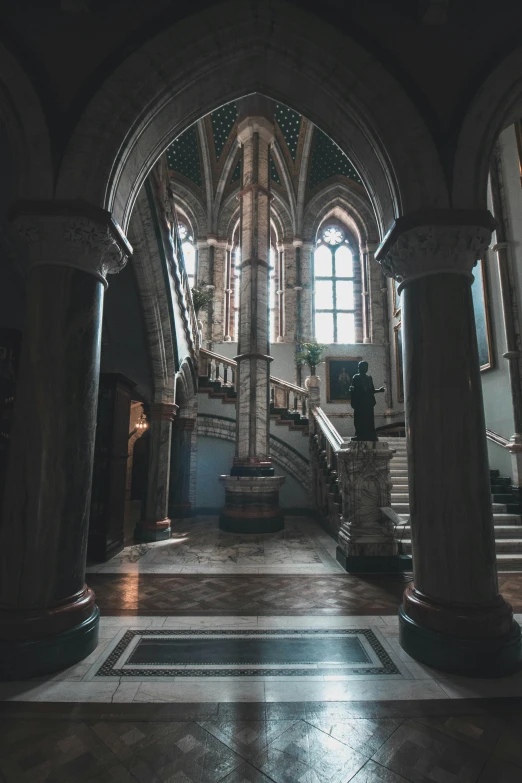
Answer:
96, 628, 399, 678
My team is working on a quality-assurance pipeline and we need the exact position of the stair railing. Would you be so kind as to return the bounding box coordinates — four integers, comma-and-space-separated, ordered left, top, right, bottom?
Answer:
309, 407, 347, 535
199, 348, 309, 418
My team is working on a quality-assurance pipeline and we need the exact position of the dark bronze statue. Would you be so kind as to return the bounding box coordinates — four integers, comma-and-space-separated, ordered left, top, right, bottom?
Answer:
350, 361, 385, 442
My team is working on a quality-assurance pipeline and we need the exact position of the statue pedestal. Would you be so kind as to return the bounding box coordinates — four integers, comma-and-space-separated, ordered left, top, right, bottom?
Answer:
219, 475, 286, 533
336, 440, 408, 573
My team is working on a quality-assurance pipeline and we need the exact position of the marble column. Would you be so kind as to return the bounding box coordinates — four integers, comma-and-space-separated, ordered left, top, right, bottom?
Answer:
169, 416, 196, 518
0, 206, 130, 679
135, 402, 177, 541
377, 212, 521, 676
219, 104, 285, 532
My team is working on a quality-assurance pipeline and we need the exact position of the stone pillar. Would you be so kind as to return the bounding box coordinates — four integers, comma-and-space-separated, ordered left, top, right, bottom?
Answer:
169, 416, 196, 518
135, 402, 177, 541
219, 104, 285, 533
336, 441, 402, 572
0, 206, 130, 679
212, 240, 228, 343
282, 242, 298, 344
377, 212, 521, 676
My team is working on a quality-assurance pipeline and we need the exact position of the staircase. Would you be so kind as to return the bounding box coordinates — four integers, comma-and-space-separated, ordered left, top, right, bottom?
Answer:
198, 348, 310, 435
388, 437, 522, 571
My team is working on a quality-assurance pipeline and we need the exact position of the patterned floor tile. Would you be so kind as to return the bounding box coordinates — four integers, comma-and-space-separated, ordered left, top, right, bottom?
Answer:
197, 720, 298, 759
304, 716, 403, 756
477, 757, 522, 782
89, 574, 410, 616
121, 720, 243, 782
90, 721, 184, 760
250, 719, 368, 783
372, 718, 490, 783
350, 759, 413, 782
219, 761, 275, 783
0, 722, 134, 783
414, 714, 503, 752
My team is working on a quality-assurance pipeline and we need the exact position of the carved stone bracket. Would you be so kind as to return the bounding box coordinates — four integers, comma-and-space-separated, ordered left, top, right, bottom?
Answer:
375, 212, 495, 288
10, 203, 132, 286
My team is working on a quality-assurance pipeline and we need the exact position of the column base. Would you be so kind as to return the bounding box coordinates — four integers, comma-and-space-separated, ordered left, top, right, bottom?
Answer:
399, 607, 522, 677
219, 475, 285, 533
0, 606, 100, 681
336, 548, 412, 573
134, 518, 172, 542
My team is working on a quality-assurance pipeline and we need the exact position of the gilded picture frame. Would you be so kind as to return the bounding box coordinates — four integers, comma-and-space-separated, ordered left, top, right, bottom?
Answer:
325, 356, 362, 404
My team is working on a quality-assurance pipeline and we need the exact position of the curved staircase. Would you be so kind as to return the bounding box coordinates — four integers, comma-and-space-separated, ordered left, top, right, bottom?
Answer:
389, 437, 522, 571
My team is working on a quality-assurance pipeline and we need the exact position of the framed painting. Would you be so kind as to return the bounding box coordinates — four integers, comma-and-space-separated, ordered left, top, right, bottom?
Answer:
394, 322, 404, 404
471, 257, 493, 371
325, 357, 362, 403
393, 279, 401, 317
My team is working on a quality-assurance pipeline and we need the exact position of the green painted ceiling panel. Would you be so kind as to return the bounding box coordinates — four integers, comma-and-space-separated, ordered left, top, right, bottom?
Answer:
270, 155, 281, 185
211, 103, 238, 159
309, 127, 362, 189
274, 103, 301, 161
230, 157, 241, 184
166, 125, 203, 187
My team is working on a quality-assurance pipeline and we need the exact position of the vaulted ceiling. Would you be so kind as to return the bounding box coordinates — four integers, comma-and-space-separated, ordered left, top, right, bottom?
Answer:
165, 98, 366, 240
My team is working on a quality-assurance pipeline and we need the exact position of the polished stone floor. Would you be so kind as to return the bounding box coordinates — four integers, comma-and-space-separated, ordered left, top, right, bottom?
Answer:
86, 517, 343, 575
4, 518, 522, 781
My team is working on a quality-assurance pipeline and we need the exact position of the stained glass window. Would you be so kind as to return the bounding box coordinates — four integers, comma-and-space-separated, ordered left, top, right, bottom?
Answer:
313, 226, 356, 343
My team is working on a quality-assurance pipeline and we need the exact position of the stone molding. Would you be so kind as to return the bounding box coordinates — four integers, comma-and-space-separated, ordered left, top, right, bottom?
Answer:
149, 402, 179, 422
237, 116, 275, 146
378, 224, 492, 288
11, 204, 131, 286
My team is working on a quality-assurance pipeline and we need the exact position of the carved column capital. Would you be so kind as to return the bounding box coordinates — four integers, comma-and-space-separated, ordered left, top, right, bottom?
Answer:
375, 211, 495, 290
10, 202, 132, 287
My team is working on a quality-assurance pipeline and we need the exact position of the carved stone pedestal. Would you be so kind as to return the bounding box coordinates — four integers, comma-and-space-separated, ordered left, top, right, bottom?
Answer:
219, 475, 286, 533
336, 441, 407, 573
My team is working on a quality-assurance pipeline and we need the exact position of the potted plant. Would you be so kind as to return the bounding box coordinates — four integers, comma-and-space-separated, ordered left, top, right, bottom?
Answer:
296, 341, 327, 376
191, 287, 213, 315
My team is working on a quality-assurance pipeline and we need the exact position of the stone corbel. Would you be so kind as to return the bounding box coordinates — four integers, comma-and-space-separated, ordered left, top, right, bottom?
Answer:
10, 201, 132, 286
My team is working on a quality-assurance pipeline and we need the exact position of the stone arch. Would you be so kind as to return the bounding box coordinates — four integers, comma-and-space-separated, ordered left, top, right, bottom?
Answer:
303, 183, 379, 246
196, 413, 310, 491
453, 46, 522, 210
128, 184, 177, 405
55, 0, 447, 238
170, 182, 208, 239
0, 44, 53, 201
175, 357, 198, 418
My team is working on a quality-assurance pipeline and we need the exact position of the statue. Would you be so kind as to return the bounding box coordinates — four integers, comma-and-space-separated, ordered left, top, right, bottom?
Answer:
349, 361, 385, 442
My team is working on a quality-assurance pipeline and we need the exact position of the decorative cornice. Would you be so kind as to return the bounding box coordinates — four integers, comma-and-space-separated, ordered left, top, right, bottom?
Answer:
149, 402, 179, 422
10, 201, 132, 286
376, 213, 494, 288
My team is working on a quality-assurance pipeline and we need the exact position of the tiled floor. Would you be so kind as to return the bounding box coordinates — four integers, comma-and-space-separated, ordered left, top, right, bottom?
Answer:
86, 517, 343, 575
4, 517, 522, 781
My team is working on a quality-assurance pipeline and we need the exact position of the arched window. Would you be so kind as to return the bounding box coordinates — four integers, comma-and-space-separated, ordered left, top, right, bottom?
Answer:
232, 245, 241, 339
313, 225, 355, 343
269, 246, 277, 343
178, 223, 196, 288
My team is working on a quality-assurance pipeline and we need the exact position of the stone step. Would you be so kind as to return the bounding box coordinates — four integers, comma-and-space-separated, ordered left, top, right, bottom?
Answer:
397, 524, 522, 539
390, 469, 409, 477
401, 539, 522, 555
391, 500, 510, 513
496, 554, 522, 571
